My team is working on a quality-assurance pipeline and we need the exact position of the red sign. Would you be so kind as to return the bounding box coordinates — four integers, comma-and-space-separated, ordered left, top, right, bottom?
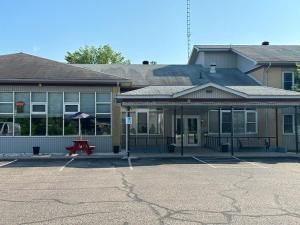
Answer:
16, 101, 25, 113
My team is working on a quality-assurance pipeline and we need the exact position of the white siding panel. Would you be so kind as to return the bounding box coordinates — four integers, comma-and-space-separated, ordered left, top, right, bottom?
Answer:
0, 136, 112, 154
203, 52, 237, 68
180, 87, 240, 99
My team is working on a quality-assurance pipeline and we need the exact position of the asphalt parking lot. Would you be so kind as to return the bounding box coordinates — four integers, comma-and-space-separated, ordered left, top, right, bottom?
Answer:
0, 156, 300, 225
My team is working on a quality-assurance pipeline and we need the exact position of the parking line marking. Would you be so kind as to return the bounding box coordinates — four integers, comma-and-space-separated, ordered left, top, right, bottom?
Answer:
59, 158, 74, 172
232, 156, 267, 169
128, 157, 133, 170
192, 157, 217, 168
0, 159, 18, 167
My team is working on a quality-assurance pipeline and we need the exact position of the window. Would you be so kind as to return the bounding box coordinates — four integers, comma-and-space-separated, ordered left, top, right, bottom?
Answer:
283, 72, 294, 90
0, 115, 13, 136
31, 103, 46, 114
208, 109, 257, 134
208, 111, 219, 133
1, 91, 112, 137
233, 111, 245, 133
283, 115, 294, 134
137, 112, 148, 134
0, 92, 13, 114
31, 93, 47, 136
149, 111, 163, 134
14, 92, 30, 136
222, 111, 232, 133
246, 111, 257, 133
48, 93, 63, 136
96, 114, 111, 135
96, 93, 111, 135
80, 93, 95, 135
64, 104, 79, 114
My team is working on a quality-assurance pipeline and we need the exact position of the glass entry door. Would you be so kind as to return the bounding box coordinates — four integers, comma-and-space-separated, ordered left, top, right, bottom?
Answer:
176, 116, 200, 146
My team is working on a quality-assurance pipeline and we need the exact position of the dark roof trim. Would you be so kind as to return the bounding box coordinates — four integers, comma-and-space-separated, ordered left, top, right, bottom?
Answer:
0, 78, 130, 85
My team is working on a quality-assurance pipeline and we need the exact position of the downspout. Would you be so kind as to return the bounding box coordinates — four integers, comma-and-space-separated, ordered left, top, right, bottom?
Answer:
264, 62, 272, 139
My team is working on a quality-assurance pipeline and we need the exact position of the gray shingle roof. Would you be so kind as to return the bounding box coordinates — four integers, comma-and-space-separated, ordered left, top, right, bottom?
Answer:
73, 64, 258, 87
118, 83, 300, 99
227, 86, 300, 96
194, 45, 300, 63
119, 86, 193, 96
0, 53, 128, 84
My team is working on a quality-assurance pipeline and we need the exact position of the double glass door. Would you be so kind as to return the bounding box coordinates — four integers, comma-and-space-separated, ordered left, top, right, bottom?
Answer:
176, 116, 200, 146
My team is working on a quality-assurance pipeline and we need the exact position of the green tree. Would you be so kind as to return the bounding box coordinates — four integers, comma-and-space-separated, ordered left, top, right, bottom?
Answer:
65, 45, 130, 64
293, 64, 300, 92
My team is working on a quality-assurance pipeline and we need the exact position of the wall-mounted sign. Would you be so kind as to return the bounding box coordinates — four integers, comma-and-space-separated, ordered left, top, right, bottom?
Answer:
16, 101, 25, 113
125, 117, 132, 125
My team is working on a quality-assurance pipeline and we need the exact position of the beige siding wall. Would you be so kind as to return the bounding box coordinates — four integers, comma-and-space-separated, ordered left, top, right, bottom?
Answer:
249, 66, 297, 88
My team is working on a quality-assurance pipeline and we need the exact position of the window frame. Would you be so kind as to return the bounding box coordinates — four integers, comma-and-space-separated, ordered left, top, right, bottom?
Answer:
0, 91, 113, 137
282, 71, 295, 90
63, 103, 79, 115
31, 102, 47, 115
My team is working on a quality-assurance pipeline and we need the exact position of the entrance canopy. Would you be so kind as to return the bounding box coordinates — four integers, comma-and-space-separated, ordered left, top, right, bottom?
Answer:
117, 83, 300, 107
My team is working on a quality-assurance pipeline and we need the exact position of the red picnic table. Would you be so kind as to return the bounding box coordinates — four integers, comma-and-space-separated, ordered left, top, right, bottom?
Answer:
66, 139, 95, 155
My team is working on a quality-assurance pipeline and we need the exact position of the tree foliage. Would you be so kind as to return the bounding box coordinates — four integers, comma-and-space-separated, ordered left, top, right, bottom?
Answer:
65, 45, 130, 64
293, 64, 300, 92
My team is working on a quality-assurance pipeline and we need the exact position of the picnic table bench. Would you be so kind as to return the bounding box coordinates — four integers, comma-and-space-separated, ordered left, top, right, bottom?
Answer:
66, 139, 95, 155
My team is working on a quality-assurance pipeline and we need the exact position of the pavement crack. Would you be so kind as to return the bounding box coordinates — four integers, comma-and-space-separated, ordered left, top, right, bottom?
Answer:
18, 210, 110, 225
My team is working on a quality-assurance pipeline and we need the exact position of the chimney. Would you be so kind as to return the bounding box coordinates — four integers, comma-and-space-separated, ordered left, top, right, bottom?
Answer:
210, 63, 216, 73
262, 41, 270, 46
142, 60, 149, 65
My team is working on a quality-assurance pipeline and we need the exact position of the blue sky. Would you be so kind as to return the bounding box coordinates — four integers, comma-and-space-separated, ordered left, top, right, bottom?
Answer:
0, 0, 299, 64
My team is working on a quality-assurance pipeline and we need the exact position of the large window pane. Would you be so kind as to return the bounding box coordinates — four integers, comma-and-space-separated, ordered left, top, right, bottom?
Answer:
222, 111, 232, 133
48, 93, 63, 136
149, 112, 158, 134
15, 117, 30, 136
31, 92, 46, 102
48, 93, 63, 115
15, 92, 30, 136
283, 115, 294, 134
64, 92, 79, 102
96, 114, 111, 135
137, 112, 147, 134
81, 118, 95, 135
80, 93, 95, 135
0, 103, 13, 113
0, 92, 13, 102
48, 117, 63, 136
246, 112, 256, 133
208, 111, 219, 133
31, 115, 46, 136
64, 117, 79, 135
0, 115, 13, 136
233, 111, 245, 133
96, 104, 111, 113
80, 93, 95, 114
96, 93, 111, 102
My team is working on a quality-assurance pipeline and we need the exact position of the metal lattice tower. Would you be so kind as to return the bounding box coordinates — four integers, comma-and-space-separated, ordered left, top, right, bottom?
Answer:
187, 0, 191, 60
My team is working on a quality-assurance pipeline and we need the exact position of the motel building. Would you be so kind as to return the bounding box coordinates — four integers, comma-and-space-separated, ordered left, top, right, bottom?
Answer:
1, 44, 300, 155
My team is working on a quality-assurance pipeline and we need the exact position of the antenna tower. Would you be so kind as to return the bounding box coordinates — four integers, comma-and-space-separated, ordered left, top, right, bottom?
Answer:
187, 0, 191, 60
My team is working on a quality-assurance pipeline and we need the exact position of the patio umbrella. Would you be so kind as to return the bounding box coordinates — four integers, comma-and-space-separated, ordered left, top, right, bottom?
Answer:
71, 112, 91, 139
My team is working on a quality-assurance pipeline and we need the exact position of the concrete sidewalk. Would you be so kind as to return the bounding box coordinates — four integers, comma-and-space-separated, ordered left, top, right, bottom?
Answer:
0, 150, 299, 160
